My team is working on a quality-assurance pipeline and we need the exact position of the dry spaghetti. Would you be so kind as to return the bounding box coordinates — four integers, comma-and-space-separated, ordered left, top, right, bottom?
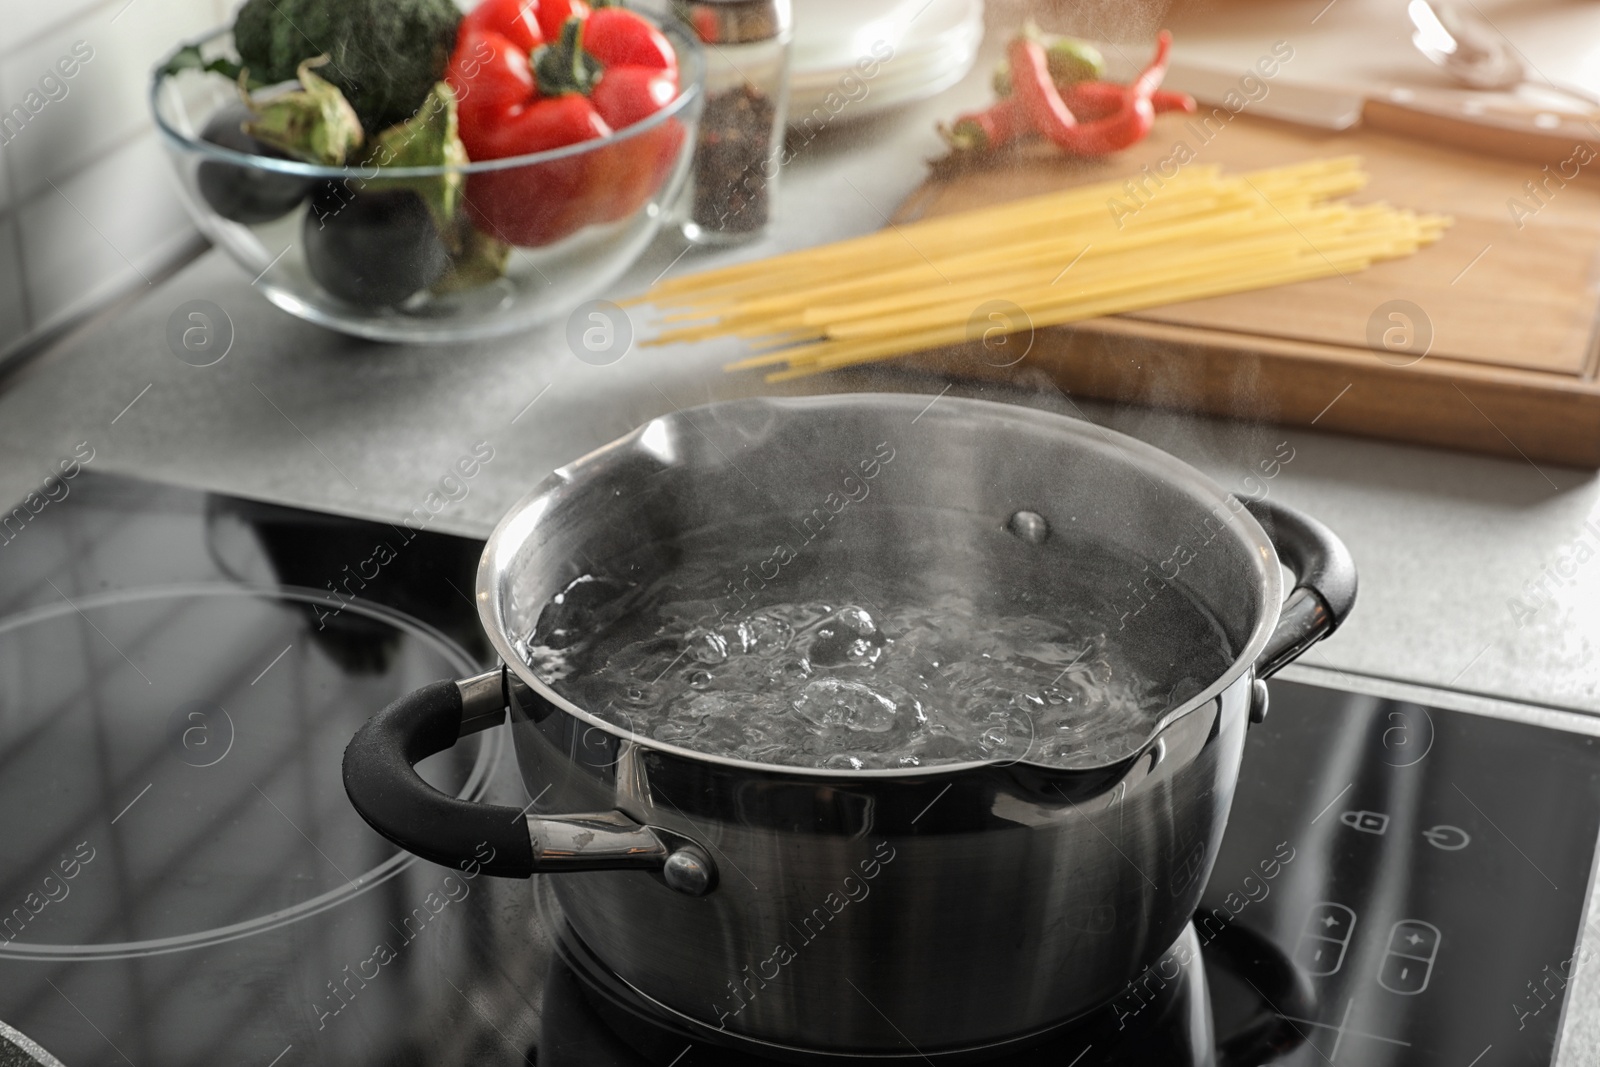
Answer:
635, 157, 1451, 381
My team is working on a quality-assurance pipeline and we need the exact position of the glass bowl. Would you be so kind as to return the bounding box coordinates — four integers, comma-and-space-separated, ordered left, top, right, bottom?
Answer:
151, 21, 703, 344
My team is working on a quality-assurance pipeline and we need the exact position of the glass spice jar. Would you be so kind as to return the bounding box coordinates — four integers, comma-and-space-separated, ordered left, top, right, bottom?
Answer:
673, 0, 791, 244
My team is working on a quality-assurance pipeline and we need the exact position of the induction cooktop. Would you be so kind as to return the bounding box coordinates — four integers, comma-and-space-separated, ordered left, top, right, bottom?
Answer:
0, 471, 1596, 1066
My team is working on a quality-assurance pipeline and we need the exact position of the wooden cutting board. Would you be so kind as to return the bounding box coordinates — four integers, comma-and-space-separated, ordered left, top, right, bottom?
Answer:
893, 111, 1600, 467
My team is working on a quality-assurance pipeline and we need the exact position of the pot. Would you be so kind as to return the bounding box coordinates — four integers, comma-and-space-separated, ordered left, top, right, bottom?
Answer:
342, 393, 1356, 1056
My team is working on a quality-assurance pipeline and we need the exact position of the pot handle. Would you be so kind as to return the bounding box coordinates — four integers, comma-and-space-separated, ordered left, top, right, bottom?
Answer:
1244, 498, 1357, 679
341, 669, 717, 894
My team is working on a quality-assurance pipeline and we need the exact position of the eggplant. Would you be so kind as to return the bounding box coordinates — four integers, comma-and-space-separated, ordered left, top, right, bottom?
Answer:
302, 182, 449, 308
197, 102, 315, 224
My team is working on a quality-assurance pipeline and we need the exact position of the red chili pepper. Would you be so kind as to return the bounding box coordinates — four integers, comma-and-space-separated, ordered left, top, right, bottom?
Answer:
939, 95, 1027, 155
1009, 30, 1176, 156
1061, 81, 1194, 121
1008, 36, 1079, 140
938, 79, 1192, 162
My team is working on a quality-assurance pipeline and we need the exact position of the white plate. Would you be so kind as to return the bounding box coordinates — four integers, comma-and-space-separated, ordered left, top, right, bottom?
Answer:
791, 0, 926, 69
789, 31, 979, 92
791, 0, 980, 72
788, 52, 977, 119
787, 0, 983, 119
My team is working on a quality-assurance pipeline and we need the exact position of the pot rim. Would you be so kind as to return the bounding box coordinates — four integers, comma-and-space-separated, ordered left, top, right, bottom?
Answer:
478, 393, 1283, 778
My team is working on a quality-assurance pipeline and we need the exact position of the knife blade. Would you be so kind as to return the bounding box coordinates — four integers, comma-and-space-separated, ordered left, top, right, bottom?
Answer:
1159, 59, 1600, 166
1162, 62, 1365, 130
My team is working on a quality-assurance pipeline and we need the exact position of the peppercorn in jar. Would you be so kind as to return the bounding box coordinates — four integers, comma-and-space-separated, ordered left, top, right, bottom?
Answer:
674, 0, 791, 243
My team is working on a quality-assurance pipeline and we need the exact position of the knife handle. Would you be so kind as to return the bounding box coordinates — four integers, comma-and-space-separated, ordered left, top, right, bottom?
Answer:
1361, 92, 1600, 167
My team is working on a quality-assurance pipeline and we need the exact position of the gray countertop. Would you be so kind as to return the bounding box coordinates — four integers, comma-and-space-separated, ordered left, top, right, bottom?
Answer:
4, 11, 1599, 720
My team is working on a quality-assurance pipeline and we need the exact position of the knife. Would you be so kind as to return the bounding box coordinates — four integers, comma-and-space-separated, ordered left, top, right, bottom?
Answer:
1157, 60, 1600, 166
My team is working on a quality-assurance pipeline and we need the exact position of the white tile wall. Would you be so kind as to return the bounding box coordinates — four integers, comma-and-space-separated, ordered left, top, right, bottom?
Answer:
0, 0, 228, 357
0, 216, 27, 338
0, 0, 112, 64
5, 0, 223, 200
16, 129, 195, 330
0, 105, 12, 212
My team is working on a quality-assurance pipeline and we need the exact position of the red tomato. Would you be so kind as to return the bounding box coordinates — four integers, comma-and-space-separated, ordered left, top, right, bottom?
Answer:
447, 30, 535, 134
461, 0, 543, 52
532, 0, 590, 41
583, 8, 675, 74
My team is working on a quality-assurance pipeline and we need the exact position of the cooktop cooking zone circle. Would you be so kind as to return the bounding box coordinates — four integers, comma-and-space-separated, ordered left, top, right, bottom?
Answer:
0, 1021, 66, 1067
0, 584, 498, 961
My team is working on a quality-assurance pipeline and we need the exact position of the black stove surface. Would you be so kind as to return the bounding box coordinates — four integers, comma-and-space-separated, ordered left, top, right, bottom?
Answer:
0, 473, 1595, 1066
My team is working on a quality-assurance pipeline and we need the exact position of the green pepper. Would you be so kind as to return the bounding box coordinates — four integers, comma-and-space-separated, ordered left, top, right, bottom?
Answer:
992, 30, 1105, 97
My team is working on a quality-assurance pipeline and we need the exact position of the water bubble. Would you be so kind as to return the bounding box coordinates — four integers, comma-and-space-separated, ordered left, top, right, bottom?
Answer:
791, 678, 898, 732
534, 574, 635, 650
806, 606, 886, 667
531, 556, 1232, 769
686, 627, 730, 665
736, 613, 793, 654
775, 656, 814, 683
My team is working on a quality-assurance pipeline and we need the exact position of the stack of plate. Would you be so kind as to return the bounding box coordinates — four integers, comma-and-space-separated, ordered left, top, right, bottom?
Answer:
787, 0, 984, 121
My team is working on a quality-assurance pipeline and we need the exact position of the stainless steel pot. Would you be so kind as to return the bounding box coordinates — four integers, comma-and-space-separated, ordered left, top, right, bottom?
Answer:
342, 393, 1356, 1056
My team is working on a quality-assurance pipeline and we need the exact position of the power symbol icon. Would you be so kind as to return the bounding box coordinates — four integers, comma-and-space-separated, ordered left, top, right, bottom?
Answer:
1422, 825, 1471, 851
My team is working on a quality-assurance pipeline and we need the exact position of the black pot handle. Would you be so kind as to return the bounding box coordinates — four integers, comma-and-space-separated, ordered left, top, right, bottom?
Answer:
1244, 498, 1357, 679
342, 669, 717, 893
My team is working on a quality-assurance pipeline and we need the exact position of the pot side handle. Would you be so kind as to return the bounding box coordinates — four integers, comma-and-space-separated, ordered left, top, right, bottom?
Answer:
341, 670, 717, 894
1244, 498, 1358, 679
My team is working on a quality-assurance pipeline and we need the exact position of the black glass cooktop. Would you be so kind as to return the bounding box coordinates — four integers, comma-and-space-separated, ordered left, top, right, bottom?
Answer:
0, 472, 1596, 1066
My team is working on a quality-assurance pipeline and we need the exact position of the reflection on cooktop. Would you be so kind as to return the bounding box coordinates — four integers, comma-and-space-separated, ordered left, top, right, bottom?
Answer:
0, 586, 490, 961
0, 1020, 66, 1067
0, 473, 1596, 1066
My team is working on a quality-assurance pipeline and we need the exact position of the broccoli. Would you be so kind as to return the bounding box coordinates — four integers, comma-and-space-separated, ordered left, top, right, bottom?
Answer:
232, 0, 461, 133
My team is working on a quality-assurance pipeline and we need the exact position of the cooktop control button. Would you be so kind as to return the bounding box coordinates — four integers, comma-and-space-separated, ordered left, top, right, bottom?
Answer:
1387, 920, 1440, 957
1295, 938, 1347, 975
1295, 902, 1357, 976
1305, 902, 1356, 941
1378, 919, 1441, 996
1378, 954, 1431, 995
1340, 809, 1391, 835
1422, 824, 1471, 851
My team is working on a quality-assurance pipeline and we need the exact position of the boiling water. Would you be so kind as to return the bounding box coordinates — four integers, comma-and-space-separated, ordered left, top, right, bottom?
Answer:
522, 517, 1236, 769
